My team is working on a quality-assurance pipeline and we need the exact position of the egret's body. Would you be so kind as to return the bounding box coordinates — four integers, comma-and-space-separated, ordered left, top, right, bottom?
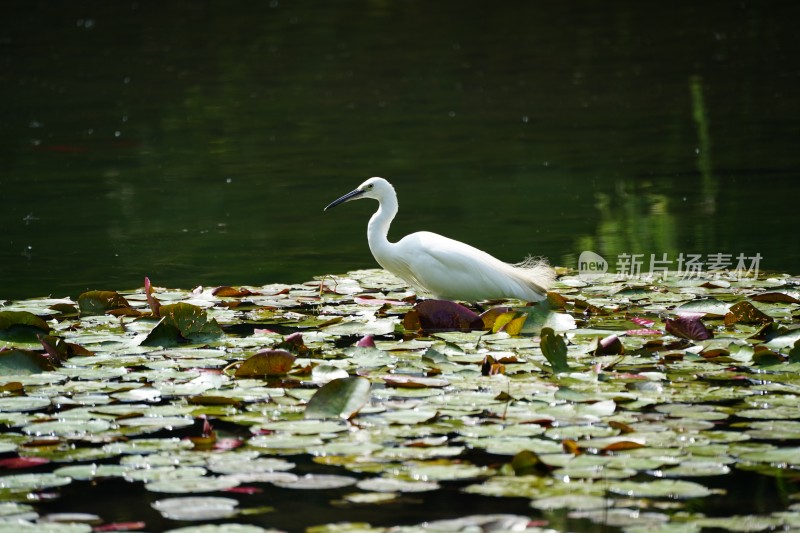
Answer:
325, 177, 555, 302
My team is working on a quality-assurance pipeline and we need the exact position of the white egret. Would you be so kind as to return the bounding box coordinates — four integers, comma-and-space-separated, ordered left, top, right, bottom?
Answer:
324, 177, 555, 302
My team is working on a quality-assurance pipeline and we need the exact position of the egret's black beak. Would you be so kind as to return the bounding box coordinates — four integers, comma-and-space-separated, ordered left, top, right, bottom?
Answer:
324, 188, 364, 211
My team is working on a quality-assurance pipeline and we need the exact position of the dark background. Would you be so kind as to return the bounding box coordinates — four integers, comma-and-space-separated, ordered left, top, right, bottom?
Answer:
1, 1, 798, 299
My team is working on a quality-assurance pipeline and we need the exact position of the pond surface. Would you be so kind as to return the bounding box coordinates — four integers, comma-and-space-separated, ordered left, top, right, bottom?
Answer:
0, 5, 799, 530
1, 2, 798, 300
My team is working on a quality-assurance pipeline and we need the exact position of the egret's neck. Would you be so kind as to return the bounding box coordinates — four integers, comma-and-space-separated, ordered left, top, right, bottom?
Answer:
367, 194, 398, 265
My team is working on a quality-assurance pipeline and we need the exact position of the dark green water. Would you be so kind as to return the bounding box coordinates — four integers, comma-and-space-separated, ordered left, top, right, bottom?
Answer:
1, 2, 798, 299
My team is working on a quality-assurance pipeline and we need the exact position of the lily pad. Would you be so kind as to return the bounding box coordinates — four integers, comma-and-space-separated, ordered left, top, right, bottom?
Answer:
77, 290, 132, 316
608, 479, 714, 499
0, 311, 51, 342
305, 376, 371, 420
152, 496, 239, 521
142, 303, 224, 347
234, 350, 296, 378
145, 476, 241, 494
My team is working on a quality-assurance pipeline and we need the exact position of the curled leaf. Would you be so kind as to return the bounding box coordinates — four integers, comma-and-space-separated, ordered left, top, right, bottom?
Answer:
0, 311, 51, 342
141, 302, 223, 347
510, 450, 551, 477
145, 277, 161, 317
540, 327, 569, 373
77, 290, 132, 316
356, 335, 376, 348
596, 334, 625, 355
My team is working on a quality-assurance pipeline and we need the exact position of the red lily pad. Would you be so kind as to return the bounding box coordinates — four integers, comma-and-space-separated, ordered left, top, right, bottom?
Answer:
0, 456, 50, 469
356, 335, 376, 347
404, 300, 484, 332
596, 334, 625, 355
145, 277, 162, 316
665, 315, 713, 341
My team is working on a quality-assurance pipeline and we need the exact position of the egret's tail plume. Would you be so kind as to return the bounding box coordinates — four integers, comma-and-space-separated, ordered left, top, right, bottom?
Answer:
515, 255, 556, 293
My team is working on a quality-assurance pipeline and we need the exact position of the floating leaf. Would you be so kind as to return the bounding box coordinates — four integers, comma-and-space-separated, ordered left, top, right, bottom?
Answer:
479, 307, 512, 330
724, 301, 774, 325
145, 476, 240, 494
355, 335, 375, 348
0, 396, 51, 412
510, 450, 551, 476
272, 473, 357, 490
596, 334, 624, 355
789, 339, 800, 363
152, 496, 239, 521
235, 350, 296, 378
0, 311, 50, 342
405, 300, 484, 332
530, 494, 611, 510
608, 479, 714, 499
752, 345, 784, 366
665, 315, 713, 340
520, 301, 577, 333
39, 335, 92, 363
305, 377, 371, 420
0, 457, 49, 469
751, 291, 800, 304
355, 477, 439, 493
77, 290, 131, 316
675, 299, 731, 317
382, 375, 450, 388
212, 286, 258, 298
0, 349, 56, 374
142, 303, 223, 346
540, 327, 569, 373
0, 472, 72, 492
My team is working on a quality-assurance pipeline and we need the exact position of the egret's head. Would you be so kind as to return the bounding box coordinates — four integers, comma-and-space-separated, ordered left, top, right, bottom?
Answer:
324, 177, 393, 210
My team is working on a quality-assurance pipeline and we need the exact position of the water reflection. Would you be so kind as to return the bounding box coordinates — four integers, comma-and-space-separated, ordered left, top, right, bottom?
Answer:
0, 2, 797, 300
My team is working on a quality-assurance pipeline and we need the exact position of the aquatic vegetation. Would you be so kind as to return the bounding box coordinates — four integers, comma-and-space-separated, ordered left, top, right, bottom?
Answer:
0, 269, 798, 531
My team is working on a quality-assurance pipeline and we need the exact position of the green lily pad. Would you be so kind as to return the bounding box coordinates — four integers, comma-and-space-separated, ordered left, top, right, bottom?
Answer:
0, 349, 56, 374
355, 477, 439, 493
272, 473, 357, 490
77, 290, 132, 316
145, 476, 241, 493
52, 464, 130, 480
736, 447, 800, 465
608, 479, 715, 499
142, 303, 223, 347
22, 419, 112, 438
0, 311, 51, 342
152, 496, 239, 521
0, 473, 72, 492
0, 396, 51, 412
164, 525, 277, 533
305, 376, 371, 420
